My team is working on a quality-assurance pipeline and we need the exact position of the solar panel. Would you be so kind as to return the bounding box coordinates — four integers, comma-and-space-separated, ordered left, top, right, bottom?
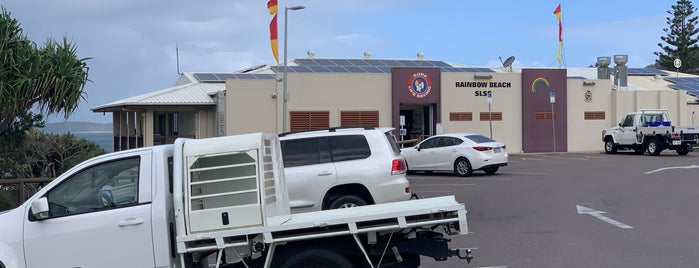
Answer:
366, 60, 389, 67
193, 73, 219, 81
313, 59, 335, 66
611, 68, 667, 76
361, 66, 383, 73
382, 60, 404, 67
326, 65, 350, 72
397, 60, 420, 67
665, 77, 699, 84
308, 65, 331, 72
216, 74, 237, 80
343, 66, 367, 73
330, 59, 352, 66
346, 59, 371, 66
295, 58, 317, 66
377, 66, 392, 73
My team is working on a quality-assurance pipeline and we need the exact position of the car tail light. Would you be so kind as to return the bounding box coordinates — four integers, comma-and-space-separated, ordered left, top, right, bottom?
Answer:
392, 159, 406, 175
472, 146, 492, 152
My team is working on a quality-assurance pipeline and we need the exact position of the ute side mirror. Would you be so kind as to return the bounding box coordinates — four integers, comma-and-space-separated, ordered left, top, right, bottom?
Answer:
30, 197, 50, 220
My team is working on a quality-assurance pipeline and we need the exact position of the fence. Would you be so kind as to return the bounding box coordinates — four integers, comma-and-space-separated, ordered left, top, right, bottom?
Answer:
0, 178, 54, 208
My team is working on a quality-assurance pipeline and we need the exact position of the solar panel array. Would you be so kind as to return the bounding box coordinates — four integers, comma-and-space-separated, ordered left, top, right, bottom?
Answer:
270, 58, 495, 74
665, 77, 699, 97
610, 68, 667, 76
193, 73, 275, 82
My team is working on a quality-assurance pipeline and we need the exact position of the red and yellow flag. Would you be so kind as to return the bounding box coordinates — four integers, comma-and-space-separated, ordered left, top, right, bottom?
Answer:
267, 0, 279, 64
553, 4, 562, 65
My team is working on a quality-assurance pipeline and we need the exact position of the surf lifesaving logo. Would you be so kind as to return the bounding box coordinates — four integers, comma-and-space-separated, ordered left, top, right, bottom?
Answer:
408, 72, 432, 98
531, 77, 550, 92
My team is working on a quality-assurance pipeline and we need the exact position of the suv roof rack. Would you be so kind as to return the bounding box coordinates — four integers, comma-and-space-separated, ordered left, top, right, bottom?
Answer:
279, 126, 376, 137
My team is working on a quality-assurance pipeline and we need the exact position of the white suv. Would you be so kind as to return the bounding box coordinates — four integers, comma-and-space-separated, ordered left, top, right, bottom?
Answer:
279, 126, 411, 213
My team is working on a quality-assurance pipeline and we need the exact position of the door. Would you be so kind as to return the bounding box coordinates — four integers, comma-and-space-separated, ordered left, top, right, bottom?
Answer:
23, 152, 155, 268
281, 137, 338, 211
617, 115, 638, 145
409, 137, 443, 170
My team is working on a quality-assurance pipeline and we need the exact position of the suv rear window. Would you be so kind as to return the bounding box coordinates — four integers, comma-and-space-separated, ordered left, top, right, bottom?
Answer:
281, 135, 370, 167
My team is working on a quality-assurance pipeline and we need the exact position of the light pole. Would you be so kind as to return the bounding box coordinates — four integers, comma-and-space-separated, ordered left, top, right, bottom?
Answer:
282, 5, 305, 133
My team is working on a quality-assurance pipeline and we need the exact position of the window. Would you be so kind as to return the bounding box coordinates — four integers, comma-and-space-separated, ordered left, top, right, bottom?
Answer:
290, 111, 330, 131
281, 137, 331, 167
479, 112, 502, 121
341, 111, 379, 127
46, 157, 140, 217
535, 112, 555, 120
450, 112, 473, 121
584, 111, 606, 120
329, 135, 371, 162
465, 134, 495, 144
281, 135, 371, 167
622, 115, 634, 127
419, 137, 440, 149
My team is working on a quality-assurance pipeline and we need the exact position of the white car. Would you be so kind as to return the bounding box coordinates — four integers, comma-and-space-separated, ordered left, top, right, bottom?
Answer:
401, 133, 508, 176
279, 126, 411, 213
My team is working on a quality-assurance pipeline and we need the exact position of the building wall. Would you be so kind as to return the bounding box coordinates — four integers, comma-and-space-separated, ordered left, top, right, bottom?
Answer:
283, 72, 392, 127
565, 79, 614, 152
440, 72, 523, 152
227, 79, 278, 135
225, 70, 696, 153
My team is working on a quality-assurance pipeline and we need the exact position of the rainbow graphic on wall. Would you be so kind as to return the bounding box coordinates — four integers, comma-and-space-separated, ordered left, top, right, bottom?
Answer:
531, 77, 550, 92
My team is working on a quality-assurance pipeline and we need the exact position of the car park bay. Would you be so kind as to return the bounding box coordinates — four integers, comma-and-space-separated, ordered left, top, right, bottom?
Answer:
413, 151, 699, 267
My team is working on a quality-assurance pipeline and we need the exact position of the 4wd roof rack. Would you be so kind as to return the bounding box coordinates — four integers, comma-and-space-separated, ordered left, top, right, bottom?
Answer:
279, 126, 376, 137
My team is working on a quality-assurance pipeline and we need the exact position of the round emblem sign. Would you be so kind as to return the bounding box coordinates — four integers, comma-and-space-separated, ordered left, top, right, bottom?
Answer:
408, 72, 432, 98
674, 58, 682, 69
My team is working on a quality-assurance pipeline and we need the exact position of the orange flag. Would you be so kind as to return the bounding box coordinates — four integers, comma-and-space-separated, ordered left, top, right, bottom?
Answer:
267, 0, 279, 64
553, 4, 562, 65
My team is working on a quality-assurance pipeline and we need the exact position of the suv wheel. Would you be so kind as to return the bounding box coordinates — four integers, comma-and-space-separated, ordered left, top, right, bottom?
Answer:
454, 158, 473, 177
328, 195, 368, 209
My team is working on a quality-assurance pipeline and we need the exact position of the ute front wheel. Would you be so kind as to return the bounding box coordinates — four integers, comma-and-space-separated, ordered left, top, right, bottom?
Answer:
604, 139, 617, 154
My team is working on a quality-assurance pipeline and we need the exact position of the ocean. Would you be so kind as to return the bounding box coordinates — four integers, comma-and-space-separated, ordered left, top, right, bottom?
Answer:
73, 132, 113, 152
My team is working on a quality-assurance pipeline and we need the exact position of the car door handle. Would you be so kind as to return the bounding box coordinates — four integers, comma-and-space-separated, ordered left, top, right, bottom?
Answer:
318, 171, 333, 176
118, 217, 144, 227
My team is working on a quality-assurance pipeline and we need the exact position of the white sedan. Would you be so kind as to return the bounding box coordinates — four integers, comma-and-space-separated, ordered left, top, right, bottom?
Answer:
401, 133, 508, 176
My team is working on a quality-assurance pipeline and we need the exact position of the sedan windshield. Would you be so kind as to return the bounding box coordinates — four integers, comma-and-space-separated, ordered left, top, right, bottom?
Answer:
464, 134, 495, 143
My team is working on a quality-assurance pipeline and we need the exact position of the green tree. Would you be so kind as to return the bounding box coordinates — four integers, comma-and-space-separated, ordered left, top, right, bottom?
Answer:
0, 7, 90, 134
655, 0, 699, 73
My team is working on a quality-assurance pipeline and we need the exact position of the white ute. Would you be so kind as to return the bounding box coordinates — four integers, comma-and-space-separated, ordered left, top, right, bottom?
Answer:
602, 109, 699, 155
0, 132, 472, 268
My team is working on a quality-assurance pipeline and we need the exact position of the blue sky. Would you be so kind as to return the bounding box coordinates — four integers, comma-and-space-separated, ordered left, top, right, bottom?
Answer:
0, 0, 684, 123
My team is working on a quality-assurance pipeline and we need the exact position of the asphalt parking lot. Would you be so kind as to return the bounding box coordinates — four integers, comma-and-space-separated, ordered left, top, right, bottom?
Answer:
412, 151, 699, 268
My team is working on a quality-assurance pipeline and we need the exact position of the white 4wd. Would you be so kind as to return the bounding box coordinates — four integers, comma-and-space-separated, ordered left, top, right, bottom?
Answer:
279, 126, 410, 212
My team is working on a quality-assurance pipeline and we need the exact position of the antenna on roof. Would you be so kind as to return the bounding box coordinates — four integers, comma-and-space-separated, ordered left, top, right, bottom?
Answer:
499, 56, 515, 72
176, 44, 182, 75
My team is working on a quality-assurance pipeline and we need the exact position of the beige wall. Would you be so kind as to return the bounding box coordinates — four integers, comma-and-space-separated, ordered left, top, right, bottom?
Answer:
440, 72, 523, 153
287, 73, 393, 127
225, 71, 696, 153
565, 79, 613, 152
227, 79, 278, 135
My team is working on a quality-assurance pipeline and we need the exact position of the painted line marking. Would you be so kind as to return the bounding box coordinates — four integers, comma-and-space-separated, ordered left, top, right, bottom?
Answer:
576, 205, 633, 229
644, 165, 699, 174
410, 184, 477, 187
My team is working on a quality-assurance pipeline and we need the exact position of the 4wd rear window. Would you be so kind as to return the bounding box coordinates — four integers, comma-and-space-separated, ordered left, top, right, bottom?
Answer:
281, 135, 370, 167
329, 135, 371, 162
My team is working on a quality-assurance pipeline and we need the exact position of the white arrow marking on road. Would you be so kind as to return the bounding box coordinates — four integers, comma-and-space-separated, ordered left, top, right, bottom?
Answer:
576, 205, 634, 229
644, 165, 699, 174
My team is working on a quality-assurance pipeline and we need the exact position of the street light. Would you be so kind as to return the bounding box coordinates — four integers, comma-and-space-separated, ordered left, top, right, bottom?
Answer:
282, 5, 305, 133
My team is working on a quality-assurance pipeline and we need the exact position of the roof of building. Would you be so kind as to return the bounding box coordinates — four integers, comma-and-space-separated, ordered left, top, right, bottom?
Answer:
91, 73, 224, 112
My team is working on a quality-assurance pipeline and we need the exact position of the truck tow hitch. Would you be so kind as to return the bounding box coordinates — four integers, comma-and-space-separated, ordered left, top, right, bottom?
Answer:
449, 248, 473, 263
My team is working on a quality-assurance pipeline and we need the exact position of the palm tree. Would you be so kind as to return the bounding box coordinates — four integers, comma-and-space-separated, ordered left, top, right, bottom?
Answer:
0, 8, 90, 134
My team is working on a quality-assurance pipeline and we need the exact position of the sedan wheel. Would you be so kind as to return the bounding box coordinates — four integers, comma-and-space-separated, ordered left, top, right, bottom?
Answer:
454, 158, 473, 177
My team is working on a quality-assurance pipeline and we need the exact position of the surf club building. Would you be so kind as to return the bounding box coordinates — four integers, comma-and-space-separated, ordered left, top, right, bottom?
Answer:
92, 53, 699, 153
